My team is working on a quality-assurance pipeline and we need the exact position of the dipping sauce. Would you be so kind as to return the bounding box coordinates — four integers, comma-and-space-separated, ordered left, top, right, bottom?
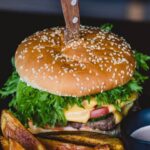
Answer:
131, 125, 150, 142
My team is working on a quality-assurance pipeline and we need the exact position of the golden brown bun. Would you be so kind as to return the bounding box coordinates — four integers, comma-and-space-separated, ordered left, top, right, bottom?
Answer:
15, 26, 135, 97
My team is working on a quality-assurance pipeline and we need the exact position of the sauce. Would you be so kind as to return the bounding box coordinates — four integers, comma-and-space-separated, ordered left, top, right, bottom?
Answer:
131, 125, 150, 142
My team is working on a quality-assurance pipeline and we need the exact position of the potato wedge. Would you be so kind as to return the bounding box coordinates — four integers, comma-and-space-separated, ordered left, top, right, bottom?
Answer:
39, 138, 110, 150
0, 136, 25, 150
37, 131, 124, 150
0, 136, 9, 150
1, 110, 46, 150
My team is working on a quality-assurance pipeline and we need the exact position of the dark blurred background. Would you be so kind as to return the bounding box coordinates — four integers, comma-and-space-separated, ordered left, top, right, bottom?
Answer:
0, 0, 150, 21
0, 0, 150, 108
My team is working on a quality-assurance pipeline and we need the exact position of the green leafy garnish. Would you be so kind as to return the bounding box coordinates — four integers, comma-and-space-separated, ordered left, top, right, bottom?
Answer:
9, 80, 86, 126
0, 71, 19, 98
100, 23, 114, 32
0, 51, 149, 127
0, 57, 19, 98
9, 81, 67, 126
134, 51, 150, 70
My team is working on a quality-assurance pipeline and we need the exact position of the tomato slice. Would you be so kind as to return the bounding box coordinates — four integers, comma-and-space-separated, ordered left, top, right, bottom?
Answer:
90, 107, 109, 119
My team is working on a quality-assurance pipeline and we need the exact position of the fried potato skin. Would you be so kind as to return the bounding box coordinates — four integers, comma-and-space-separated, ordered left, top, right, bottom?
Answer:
1, 137, 25, 150
37, 131, 124, 150
1, 110, 46, 150
39, 138, 111, 150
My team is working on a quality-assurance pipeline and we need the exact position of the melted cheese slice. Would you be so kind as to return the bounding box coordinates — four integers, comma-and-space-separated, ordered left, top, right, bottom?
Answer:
82, 98, 97, 109
64, 98, 97, 123
64, 93, 137, 123
113, 111, 123, 124
64, 105, 92, 123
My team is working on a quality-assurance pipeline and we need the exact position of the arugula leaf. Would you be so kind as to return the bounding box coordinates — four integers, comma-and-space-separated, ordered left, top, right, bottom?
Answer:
11, 57, 16, 68
100, 23, 114, 32
9, 80, 84, 126
0, 57, 19, 98
127, 80, 142, 93
0, 71, 19, 98
134, 51, 150, 71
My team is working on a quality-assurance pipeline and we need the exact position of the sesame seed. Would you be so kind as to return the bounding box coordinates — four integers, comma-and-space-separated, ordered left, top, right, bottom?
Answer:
86, 77, 89, 81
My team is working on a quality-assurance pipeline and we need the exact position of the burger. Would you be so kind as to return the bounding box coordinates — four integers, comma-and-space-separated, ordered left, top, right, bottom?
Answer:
0, 25, 149, 134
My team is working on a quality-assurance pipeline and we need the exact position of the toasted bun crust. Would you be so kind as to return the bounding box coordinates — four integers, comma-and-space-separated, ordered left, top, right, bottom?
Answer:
15, 26, 135, 97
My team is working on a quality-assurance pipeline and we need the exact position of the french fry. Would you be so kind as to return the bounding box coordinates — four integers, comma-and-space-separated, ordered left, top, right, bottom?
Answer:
94, 144, 110, 150
1, 110, 46, 150
0, 136, 9, 150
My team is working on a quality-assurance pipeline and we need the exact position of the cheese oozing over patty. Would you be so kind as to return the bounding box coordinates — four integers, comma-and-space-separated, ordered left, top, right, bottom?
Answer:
64, 93, 138, 124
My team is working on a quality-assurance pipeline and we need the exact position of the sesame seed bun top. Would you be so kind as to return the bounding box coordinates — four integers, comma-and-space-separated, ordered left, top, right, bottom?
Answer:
15, 25, 136, 97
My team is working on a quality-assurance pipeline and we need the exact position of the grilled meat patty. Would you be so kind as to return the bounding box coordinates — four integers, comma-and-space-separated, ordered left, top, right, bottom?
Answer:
68, 114, 115, 131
